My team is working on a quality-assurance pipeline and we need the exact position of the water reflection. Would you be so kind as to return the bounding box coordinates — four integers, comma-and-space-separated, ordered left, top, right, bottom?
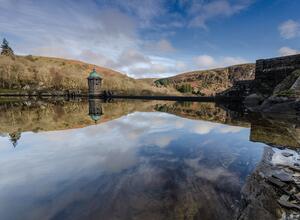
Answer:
88, 99, 103, 123
0, 99, 298, 219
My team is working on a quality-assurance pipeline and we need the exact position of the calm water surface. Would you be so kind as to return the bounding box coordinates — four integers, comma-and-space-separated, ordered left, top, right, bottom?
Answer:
0, 99, 295, 220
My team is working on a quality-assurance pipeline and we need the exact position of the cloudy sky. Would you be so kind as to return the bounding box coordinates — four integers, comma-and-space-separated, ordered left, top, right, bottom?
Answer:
0, 0, 299, 78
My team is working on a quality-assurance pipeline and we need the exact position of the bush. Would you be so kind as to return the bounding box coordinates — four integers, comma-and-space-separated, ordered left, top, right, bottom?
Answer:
155, 79, 170, 87
25, 55, 35, 62
177, 84, 192, 93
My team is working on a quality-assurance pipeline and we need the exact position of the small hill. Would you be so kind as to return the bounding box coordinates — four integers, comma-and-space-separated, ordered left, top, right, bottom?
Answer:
0, 55, 180, 96
152, 63, 255, 96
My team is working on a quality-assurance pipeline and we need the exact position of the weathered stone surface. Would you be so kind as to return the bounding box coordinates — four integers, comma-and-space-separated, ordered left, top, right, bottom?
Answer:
259, 99, 300, 114
291, 76, 300, 91
272, 172, 293, 182
278, 199, 300, 210
237, 146, 300, 219
244, 93, 264, 108
267, 176, 286, 188
282, 152, 294, 157
237, 148, 283, 220
235, 54, 300, 114
273, 70, 300, 96
254, 55, 300, 95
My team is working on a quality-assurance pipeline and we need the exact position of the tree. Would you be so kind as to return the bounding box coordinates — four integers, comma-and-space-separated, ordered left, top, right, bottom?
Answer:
9, 131, 21, 148
1, 38, 14, 57
177, 84, 192, 93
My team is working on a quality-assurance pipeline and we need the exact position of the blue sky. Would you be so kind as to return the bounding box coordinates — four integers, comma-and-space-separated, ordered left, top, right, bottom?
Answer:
0, 0, 299, 78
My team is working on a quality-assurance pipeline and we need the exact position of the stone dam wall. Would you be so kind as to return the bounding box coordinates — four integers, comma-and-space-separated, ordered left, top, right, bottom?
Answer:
254, 54, 300, 95
219, 54, 300, 98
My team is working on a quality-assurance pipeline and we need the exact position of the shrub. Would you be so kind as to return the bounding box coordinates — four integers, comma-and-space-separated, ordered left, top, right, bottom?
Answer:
25, 55, 35, 62
177, 84, 192, 93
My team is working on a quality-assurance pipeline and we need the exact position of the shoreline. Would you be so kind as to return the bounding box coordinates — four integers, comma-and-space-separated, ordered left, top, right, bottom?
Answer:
0, 93, 243, 102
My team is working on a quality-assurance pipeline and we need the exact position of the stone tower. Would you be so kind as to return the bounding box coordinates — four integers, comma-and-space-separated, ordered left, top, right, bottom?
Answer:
87, 68, 102, 97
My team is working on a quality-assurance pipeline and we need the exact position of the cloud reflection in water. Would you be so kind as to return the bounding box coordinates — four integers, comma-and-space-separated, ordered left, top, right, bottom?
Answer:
0, 112, 265, 220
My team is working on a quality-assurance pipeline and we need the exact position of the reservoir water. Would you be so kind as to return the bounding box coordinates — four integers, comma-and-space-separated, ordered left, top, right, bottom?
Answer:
0, 99, 299, 220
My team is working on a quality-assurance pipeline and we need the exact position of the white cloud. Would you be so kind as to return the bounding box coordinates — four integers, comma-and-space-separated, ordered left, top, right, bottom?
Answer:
189, 0, 253, 28
194, 55, 216, 68
117, 49, 151, 67
155, 39, 176, 52
0, 0, 254, 78
192, 121, 245, 135
0, 1, 139, 59
192, 121, 218, 134
218, 126, 244, 133
221, 56, 248, 66
79, 50, 116, 67
194, 55, 248, 69
279, 20, 300, 39
110, 0, 165, 28
278, 47, 299, 56
143, 39, 176, 53
124, 56, 187, 78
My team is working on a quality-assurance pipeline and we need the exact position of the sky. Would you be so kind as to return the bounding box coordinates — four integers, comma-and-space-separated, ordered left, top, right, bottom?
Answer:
0, 0, 299, 78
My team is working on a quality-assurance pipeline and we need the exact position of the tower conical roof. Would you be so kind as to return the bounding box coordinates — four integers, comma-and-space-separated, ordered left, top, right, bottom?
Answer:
88, 68, 102, 79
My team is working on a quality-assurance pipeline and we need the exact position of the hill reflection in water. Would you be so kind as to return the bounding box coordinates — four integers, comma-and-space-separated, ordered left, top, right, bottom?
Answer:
0, 99, 298, 220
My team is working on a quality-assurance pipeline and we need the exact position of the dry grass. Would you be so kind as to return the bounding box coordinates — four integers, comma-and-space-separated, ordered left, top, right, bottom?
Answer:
0, 55, 180, 96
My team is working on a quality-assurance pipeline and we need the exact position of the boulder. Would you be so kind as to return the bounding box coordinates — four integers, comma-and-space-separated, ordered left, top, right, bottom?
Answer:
22, 85, 30, 90
273, 70, 300, 96
244, 93, 264, 108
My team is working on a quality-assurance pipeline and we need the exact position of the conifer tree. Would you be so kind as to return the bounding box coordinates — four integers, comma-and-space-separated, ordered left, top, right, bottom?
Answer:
1, 38, 14, 57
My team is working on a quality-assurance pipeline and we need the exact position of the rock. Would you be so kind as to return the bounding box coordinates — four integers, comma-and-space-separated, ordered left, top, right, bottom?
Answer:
259, 99, 300, 114
294, 193, 300, 202
291, 75, 300, 91
280, 194, 290, 201
22, 85, 30, 90
282, 152, 294, 157
267, 176, 286, 188
278, 198, 300, 210
244, 93, 264, 108
272, 172, 293, 182
273, 70, 300, 96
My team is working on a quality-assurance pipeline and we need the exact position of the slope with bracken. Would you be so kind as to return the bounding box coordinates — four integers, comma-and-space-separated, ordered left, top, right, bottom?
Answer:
152, 63, 255, 96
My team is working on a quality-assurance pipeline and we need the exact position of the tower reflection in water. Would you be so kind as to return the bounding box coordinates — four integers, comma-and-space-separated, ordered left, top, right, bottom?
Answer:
88, 99, 103, 123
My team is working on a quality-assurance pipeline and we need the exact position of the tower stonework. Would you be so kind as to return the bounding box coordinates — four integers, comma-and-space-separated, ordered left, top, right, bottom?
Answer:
87, 68, 102, 97
88, 99, 103, 123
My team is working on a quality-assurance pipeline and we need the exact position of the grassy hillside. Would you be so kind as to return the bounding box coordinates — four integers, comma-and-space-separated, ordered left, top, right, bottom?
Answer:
0, 54, 256, 97
0, 55, 180, 96
152, 64, 255, 96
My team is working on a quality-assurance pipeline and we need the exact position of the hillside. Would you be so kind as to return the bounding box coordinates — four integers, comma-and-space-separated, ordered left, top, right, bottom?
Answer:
0, 55, 256, 97
152, 63, 255, 96
0, 55, 180, 96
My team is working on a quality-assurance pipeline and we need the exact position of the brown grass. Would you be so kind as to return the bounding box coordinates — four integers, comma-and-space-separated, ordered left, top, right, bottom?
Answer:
0, 55, 180, 96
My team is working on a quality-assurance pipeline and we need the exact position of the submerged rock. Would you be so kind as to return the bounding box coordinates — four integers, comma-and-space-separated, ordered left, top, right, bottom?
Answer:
238, 147, 300, 219
272, 172, 293, 182
282, 152, 294, 157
